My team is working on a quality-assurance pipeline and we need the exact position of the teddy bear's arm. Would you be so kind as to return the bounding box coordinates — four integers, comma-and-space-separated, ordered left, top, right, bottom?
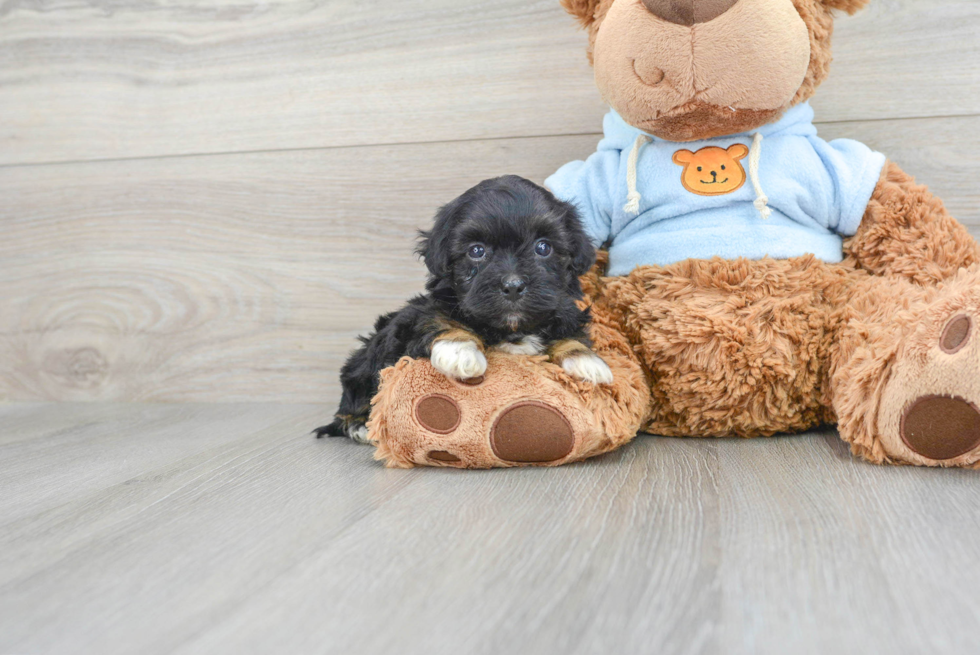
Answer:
843, 161, 980, 285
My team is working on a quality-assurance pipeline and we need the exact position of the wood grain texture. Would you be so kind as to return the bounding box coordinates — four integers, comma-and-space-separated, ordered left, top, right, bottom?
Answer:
3, 3, 979, 650
3, 116, 980, 403
1, 0, 977, 165
2, 404, 980, 654
0, 134, 596, 402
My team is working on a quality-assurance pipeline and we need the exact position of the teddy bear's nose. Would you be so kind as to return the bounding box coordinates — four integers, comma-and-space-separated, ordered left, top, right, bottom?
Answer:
641, 0, 741, 25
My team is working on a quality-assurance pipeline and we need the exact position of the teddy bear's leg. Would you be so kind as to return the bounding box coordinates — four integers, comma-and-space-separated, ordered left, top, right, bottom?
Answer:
366, 280, 651, 468
831, 267, 980, 467
616, 256, 844, 438
844, 161, 980, 285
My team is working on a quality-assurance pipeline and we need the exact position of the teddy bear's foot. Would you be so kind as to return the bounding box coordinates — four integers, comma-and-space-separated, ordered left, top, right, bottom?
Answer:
365, 322, 651, 469
869, 269, 980, 467
366, 354, 631, 469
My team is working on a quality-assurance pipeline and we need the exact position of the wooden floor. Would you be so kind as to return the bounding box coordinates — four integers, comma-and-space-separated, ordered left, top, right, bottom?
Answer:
3, 403, 980, 655
4, 2, 980, 653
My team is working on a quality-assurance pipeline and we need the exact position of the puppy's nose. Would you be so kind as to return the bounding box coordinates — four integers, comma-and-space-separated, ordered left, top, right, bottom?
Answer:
501, 275, 527, 300
641, 0, 740, 25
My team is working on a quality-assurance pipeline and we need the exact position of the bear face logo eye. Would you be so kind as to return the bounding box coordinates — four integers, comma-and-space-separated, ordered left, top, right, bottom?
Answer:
671, 145, 750, 197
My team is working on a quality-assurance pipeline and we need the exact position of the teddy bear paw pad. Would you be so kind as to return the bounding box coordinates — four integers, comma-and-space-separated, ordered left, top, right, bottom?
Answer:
901, 395, 980, 461
427, 450, 462, 463
415, 394, 461, 434
490, 401, 575, 463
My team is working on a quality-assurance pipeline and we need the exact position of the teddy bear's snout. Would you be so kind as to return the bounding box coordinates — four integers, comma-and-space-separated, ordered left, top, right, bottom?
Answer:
641, 0, 741, 26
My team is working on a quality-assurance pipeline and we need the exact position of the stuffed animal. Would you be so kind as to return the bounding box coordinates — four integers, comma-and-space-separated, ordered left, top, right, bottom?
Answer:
368, 0, 980, 469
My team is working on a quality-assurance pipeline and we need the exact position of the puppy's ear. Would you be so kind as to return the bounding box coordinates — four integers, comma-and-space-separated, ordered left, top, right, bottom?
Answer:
417, 194, 466, 279
559, 202, 597, 276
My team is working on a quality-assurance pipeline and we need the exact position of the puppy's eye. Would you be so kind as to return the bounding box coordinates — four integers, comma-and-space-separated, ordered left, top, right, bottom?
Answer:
697, 166, 703, 172
721, 165, 726, 171
467, 244, 486, 260
534, 240, 553, 257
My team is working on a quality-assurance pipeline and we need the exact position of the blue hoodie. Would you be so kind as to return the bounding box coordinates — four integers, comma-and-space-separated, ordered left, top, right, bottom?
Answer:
545, 103, 886, 276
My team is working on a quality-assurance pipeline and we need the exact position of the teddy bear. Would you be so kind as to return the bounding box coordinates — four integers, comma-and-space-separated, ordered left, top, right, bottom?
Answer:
366, 0, 980, 469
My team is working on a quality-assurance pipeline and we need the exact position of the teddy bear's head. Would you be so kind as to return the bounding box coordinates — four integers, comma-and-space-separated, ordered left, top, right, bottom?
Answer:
562, 0, 870, 142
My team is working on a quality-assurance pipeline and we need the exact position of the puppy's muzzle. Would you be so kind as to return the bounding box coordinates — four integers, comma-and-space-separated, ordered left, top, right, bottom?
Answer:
501, 275, 527, 301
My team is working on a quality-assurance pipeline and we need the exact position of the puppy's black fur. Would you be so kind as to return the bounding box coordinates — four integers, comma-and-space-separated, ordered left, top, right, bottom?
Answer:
315, 175, 597, 442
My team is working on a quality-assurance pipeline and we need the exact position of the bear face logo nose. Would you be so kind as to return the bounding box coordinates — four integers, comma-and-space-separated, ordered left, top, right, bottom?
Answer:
641, 0, 741, 26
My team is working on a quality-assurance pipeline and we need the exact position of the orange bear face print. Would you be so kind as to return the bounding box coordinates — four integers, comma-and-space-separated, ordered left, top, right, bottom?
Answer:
672, 145, 750, 196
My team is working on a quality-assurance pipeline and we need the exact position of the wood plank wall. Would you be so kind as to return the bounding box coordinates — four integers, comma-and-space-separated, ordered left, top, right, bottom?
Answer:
2, 0, 979, 402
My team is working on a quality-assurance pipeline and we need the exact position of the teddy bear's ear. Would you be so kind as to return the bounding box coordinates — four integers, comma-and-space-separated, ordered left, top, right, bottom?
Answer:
561, 0, 604, 27
820, 0, 871, 15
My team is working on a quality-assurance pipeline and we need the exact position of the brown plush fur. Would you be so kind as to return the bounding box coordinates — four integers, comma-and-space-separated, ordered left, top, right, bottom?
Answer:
821, 0, 870, 14
609, 255, 849, 437
364, 0, 980, 469
844, 162, 980, 285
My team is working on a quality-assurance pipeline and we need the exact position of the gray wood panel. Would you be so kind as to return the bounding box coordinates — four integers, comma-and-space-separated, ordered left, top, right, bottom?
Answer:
3, 116, 979, 403
0, 403, 311, 525
0, 134, 598, 403
1, 403, 979, 654
1, 0, 977, 165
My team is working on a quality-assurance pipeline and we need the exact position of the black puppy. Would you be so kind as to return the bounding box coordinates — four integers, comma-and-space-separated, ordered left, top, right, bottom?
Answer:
316, 175, 613, 443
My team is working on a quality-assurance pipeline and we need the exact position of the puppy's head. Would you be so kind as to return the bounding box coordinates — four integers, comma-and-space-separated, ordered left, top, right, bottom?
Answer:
418, 176, 595, 333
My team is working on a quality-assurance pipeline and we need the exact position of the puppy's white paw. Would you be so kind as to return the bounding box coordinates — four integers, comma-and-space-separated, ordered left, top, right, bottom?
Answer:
349, 424, 371, 445
431, 340, 488, 380
562, 352, 614, 385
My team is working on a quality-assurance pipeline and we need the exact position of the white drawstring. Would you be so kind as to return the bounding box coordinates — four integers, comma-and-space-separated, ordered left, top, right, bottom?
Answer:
623, 134, 651, 215
749, 132, 772, 220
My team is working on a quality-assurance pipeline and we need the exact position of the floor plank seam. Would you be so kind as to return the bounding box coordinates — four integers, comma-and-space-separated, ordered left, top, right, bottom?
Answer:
3, 110, 979, 170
